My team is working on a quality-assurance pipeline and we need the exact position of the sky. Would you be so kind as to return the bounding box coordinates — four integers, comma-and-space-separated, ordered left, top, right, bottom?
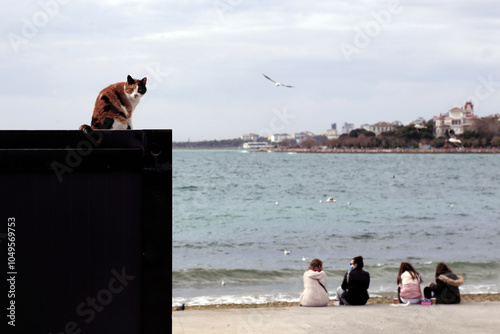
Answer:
2, 0, 500, 142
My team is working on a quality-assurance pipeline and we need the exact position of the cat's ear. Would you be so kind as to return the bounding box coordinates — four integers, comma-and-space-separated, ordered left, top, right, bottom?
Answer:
141, 77, 147, 85
127, 75, 135, 84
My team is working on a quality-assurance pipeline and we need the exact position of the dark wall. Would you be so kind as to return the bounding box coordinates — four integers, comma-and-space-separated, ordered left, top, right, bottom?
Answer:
0, 130, 171, 334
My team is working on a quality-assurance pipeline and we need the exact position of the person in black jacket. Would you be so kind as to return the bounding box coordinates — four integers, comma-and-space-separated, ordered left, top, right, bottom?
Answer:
336, 256, 370, 305
423, 262, 464, 304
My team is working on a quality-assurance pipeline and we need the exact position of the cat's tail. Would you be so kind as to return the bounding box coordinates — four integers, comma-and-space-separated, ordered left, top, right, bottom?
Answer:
79, 124, 92, 133
79, 124, 103, 145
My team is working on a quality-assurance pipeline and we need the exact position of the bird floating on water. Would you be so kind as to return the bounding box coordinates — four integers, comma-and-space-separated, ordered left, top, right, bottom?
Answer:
263, 74, 294, 88
326, 197, 336, 203
221, 279, 226, 286
284, 248, 291, 255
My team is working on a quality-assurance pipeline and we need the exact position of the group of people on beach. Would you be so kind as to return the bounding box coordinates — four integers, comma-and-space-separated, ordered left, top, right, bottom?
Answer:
299, 256, 464, 307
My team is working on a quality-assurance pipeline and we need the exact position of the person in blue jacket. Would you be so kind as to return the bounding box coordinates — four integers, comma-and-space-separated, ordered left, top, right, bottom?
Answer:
336, 256, 370, 305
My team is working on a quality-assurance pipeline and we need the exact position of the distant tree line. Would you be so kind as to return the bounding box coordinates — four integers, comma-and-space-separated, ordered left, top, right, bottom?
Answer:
285, 117, 500, 149
173, 116, 500, 149
173, 138, 246, 149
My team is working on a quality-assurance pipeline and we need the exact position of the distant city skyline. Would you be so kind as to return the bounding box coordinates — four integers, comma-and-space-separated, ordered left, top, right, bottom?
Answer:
2, 1, 500, 142
229, 101, 494, 143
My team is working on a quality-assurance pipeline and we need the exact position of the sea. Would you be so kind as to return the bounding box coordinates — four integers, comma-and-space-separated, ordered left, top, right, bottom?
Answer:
172, 150, 500, 306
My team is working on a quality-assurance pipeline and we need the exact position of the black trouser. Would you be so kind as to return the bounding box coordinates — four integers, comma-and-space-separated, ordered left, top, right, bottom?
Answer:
423, 287, 433, 299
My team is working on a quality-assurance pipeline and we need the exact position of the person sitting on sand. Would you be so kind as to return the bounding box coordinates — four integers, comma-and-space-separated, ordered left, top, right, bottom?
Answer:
397, 262, 422, 304
336, 256, 370, 305
299, 258, 330, 307
424, 262, 463, 304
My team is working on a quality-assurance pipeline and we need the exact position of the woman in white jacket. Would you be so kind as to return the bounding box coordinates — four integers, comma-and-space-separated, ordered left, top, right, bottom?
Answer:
299, 259, 330, 307
397, 262, 422, 304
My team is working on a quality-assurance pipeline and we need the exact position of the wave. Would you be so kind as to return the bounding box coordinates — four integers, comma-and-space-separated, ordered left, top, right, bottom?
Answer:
172, 268, 303, 288
175, 185, 200, 191
173, 262, 500, 284
172, 262, 500, 306
172, 293, 300, 307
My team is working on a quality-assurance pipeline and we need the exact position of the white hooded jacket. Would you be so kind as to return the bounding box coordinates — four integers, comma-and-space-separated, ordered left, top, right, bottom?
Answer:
299, 270, 329, 307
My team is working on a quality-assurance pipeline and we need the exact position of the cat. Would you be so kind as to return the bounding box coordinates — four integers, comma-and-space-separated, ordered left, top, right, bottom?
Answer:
79, 75, 147, 132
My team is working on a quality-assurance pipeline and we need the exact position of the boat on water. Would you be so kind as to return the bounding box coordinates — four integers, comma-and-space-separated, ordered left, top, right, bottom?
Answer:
242, 142, 273, 152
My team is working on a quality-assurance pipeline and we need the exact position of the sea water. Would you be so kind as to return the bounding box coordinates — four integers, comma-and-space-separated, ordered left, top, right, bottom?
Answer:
172, 150, 500, 306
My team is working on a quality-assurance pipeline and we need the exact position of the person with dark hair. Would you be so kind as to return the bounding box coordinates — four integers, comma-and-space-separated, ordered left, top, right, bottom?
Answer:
299, 258, 330, 307
397, 262, 422, 304
424, 262, 464, 304
336, 256, 370, 305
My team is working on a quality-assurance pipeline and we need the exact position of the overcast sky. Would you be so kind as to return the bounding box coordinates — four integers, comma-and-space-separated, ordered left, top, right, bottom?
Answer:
2, 0, 500, 141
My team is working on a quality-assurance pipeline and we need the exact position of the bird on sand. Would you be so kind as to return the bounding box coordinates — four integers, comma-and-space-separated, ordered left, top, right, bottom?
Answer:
263, 74, 294, 88
176, 304, 185, 311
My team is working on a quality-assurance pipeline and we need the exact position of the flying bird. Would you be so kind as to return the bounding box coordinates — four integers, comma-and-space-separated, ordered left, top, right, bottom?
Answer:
414, 123, 426, 131
448, 130, 463, 148
263, 74, 294, 88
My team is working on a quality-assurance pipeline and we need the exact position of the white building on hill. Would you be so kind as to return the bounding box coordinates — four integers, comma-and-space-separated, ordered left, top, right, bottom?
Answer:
433, 102, 476, 137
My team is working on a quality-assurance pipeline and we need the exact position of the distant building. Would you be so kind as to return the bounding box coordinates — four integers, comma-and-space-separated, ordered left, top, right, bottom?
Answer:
325, 128, 339, 140
270, 133, 291, 143
368, 121, 401, 135
292, 131, 314, 144
341, 122, 355, 135
360, 124, 371, 132
433, 102, 476, 137
240, 133, 259, 141
325, 123, 339, 139
408, 117, 427, 125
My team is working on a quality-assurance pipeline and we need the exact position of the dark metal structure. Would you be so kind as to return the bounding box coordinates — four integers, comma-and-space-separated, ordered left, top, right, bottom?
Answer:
0, 130, 171, 333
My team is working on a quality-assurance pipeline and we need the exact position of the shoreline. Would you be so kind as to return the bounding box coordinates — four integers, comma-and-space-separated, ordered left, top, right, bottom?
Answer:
172, 293, 500, 311
264, 147, 500, 154
173, 147, 500, 153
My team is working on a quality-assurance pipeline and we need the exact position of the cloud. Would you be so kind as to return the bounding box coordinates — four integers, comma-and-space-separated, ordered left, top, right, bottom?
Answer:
1, 0, 500, 141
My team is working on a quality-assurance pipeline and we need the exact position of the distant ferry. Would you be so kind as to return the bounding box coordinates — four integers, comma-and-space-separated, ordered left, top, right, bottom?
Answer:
242, 142, 273, 151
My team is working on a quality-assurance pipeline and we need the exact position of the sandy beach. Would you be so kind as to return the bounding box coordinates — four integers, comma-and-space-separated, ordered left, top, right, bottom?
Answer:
172, 297, 500, 334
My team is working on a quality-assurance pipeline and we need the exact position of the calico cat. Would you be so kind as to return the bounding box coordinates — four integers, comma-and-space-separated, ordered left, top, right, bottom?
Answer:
79, 75, 147, 132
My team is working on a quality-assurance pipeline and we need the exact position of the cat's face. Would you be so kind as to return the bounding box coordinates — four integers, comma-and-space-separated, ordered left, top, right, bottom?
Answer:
125, 75, 147, 100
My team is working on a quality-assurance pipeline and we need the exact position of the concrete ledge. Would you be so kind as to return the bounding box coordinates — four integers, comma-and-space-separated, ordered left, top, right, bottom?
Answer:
173, 302, 500, 334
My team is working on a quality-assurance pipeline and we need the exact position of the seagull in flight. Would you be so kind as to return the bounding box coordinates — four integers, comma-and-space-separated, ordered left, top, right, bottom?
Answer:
263, 74, 294, 88
448, 130, 463, 148
414, 123, 426, 131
